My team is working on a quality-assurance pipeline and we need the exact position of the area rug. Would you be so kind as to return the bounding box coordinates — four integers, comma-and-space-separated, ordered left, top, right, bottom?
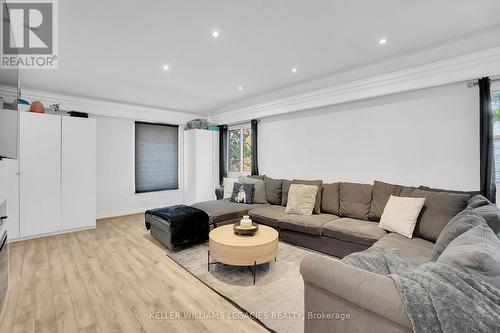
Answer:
167, 241, 325, 333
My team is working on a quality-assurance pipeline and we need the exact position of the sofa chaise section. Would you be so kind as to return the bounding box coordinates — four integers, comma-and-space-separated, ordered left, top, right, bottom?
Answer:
300, 254, 412, 333
372, 233, 434, 265
192, 199, 268, 227
321, 218, 388, 247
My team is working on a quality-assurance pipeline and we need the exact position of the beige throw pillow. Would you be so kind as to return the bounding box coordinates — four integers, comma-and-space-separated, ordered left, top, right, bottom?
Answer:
238, 176, 267, 203
223, 177, 237, 199
286, 184, 318, 216
378, 195, 426, 238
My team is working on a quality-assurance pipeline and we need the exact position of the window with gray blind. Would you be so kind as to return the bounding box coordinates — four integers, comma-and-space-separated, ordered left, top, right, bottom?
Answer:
135, 122, 179, 193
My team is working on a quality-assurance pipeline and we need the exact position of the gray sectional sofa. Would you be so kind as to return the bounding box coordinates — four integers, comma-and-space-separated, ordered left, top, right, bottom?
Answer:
192, 176, 500, 332
195, 178, 477, 259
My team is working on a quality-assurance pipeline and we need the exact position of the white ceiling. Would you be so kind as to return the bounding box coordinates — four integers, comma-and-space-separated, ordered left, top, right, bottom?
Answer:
1, 0, 500, 115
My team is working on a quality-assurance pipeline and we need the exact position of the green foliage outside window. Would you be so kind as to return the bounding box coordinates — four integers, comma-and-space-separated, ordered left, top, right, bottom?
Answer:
228, 127, 252, 172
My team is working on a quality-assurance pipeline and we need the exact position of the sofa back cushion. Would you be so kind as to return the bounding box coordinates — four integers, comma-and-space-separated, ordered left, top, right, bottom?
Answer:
471, 204, 500, 234
409, 189, 469, 242
292, 179, 323, 214
418, 185, 480, 196
369, 181, 404, 221
321, 183, 340, 215
467, 194, 491, 209
437, 224, 500, 290
339, 182, 373, 220
281, 179, 293, 206
431, 209, 486, 261
263, 176, 283, 205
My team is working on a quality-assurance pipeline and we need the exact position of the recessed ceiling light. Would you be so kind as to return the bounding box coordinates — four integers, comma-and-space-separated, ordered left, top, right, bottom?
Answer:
238, 86, 243, 91
212, 30, 219, 38
162, 64, 169, 71
291, 67, 298, 73
378, 38, 387, 45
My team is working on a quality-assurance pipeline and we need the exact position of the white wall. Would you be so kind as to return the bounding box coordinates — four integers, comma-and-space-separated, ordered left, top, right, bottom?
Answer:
258, 82, 480, 190
95, 116, 185, 218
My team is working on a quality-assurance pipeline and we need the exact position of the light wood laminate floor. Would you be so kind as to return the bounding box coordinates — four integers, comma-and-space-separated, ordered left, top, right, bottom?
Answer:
0, 214, 268, 333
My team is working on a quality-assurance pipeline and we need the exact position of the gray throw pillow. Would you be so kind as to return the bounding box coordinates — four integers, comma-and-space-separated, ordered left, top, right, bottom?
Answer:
238, 176, 267, 203
230, 183, 254, 204
437, 224, 500, 290
409, 189, 469, 242
472, 204, 500, 234
431, 209, 486, 261
369, 180, 404, 221
281, 179, 293, 206
264, 176, 283, 205
292, 179, 323, 214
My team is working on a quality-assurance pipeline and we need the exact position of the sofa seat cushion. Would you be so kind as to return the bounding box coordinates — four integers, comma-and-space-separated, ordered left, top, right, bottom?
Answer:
192, 199, 268, 225
372, 233, 434, 265
322, 218, 387, 247
279, 213, 339, 236
248, 205, 287, 228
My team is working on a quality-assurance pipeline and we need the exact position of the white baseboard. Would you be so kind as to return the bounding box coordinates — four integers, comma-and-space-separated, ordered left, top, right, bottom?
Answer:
8, 225, 96, 243
96, 208, 148, 219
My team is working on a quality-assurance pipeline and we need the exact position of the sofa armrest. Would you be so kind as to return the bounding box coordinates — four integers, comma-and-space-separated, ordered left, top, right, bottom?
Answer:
300, 254, 412, 330
215, 187, 224, 200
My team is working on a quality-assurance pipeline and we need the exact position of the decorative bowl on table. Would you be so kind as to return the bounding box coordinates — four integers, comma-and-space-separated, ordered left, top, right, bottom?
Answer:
233, 215, 259, 235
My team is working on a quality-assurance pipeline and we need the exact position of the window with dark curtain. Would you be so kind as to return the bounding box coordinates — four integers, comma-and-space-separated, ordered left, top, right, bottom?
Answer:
135, 122, 179, 193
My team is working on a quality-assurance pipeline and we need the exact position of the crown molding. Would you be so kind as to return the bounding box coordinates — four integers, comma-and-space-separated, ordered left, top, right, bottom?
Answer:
209, 46, 500, 124
0, 85, 205, 124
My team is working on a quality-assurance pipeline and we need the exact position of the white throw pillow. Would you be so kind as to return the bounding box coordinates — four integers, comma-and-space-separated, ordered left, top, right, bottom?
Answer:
223, 177, 237, 199
285, 184, 318, 216
378, 195, 426, 238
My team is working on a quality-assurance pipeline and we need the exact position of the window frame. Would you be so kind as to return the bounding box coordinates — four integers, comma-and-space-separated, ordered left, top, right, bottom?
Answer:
134, 121, 180, 194
227, 123, 252, 178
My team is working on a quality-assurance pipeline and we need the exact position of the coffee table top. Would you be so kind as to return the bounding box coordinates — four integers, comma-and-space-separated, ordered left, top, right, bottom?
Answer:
209, 224, 278, 247
209, 224, 279, 266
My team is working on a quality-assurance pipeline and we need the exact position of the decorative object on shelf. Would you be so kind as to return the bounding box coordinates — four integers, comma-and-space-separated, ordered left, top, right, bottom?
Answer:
0, 97, 3, 109
47, 103, 60, 114
29, 100, 45, 113
17, 98, 30, 112
67, 111, 89, 118
233, 215, 259, 236
186, 118, 208, 130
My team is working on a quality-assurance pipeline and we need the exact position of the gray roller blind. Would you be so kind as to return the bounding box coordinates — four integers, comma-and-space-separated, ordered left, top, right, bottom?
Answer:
135, 122, 178, 193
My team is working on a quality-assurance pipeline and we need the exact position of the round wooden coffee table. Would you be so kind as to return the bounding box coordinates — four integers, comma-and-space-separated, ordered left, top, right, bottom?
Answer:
208, 224, 279, 284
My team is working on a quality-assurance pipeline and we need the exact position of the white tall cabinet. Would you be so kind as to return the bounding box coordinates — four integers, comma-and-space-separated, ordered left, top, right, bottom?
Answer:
19, 112, 62, 237
11, 112, 96, 240
184, 129, 219, 205
61, 117, 96, 231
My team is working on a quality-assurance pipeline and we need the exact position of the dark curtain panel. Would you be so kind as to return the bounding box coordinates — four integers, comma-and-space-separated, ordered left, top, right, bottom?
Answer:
251, 119, 259, 175
218, 125, 228, 185
479, 77, 496, 203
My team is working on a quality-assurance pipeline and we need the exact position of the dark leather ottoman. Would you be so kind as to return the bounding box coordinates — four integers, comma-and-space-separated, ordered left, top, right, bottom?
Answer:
145, 205, 210, 251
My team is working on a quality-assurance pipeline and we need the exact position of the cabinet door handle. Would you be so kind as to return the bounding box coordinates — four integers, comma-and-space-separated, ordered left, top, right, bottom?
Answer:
0, 216, 7, 221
